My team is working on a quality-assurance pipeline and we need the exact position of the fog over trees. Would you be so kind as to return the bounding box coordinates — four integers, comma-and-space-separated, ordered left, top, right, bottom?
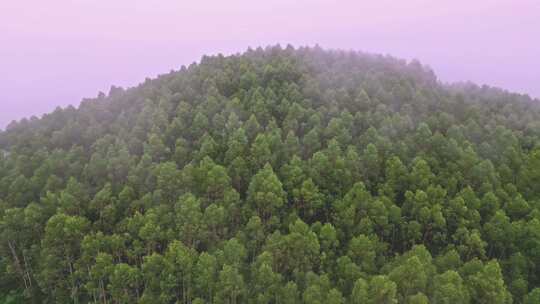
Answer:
1, 45, 540, 303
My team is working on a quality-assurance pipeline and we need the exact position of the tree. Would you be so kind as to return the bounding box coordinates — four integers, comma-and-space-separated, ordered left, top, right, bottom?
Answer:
380, 156, 408, 201
222, 238, 247, 267
191, 112, 209, 140
173, 137, 191, 168
59, 177, 89, 216
86, 252, 114, 303
194, 252, 218, 303
239, 216, 265, 261
407, 293, 429, 304
215, 265, 245, 304
140, 253, 169, 304
38, 214, 90, 303
368, 275, 398, 304
163, 241, 197, 304
361, 143, 381, 190
245, 115, 261, 142
524, 288, 540, 304
286, 220, 320, 275
247, 164, 286, 225
408, 158, 434, 191
293, 179, 324, 222
333, 182, 375, 237
284, 131, 301, 157
318, 223, 339, 272
347, 235, 377, 273
464, 260, 512, 304
303, 128, 321, 157
432, 270, 470, 304
89, 182, 116, 232
251, 134, 274, 171
144, 133, 170, 162
251, 254, 282, 304
278, 281, 299, 304
351, 278, 368, 304
0, 206, 43, 299
225, 128, 248, 164
174, 194, 204, 248
108, 263, 141, 304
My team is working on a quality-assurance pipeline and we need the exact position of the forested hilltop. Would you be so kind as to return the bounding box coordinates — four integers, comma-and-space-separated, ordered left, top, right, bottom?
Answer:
2, 45, 540, 304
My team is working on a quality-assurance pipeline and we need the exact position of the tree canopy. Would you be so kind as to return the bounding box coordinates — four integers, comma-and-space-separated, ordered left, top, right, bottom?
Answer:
1, 45, 540, 303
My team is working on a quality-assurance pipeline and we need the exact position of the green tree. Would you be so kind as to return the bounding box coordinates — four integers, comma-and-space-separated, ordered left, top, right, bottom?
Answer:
174, 194, 204, 248
215, 265, 245, 304
368, 275, 398, 304
194, 252, 218, 303
247, 164, 286, 225
432, 270, 470, 304
464, 260, 512, 304
38, 214, 90, 303
108, 263, 141, 304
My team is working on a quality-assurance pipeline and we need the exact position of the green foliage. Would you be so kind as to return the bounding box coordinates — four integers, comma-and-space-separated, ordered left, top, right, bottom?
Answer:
1, 45, 540, 302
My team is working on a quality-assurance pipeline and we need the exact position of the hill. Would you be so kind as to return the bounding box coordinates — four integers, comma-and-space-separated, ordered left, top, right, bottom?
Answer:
1, 45, 540, 303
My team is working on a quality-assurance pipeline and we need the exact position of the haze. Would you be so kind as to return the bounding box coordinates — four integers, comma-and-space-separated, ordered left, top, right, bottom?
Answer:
1, 0, 539, 129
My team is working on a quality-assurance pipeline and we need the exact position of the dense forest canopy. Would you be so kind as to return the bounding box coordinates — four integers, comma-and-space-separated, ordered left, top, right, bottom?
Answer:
2, 45, 540, 303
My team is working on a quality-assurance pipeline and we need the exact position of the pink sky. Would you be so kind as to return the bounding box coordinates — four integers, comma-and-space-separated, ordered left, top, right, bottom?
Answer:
1, 0, 539, 128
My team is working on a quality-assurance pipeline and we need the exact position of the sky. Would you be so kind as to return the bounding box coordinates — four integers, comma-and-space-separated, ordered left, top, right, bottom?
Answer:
1, 0, 539, 129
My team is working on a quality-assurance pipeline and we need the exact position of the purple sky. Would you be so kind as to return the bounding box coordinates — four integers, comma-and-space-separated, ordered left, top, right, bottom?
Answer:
1, 0, 539, 129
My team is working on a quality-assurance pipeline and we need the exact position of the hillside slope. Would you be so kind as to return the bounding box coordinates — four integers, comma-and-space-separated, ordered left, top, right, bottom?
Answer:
2, 45, 540, 303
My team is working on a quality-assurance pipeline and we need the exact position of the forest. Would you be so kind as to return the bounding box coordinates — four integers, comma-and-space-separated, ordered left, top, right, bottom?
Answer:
1, 45, 540, 303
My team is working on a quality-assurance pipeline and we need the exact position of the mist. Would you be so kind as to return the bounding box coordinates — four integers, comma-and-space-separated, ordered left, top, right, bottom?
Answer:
1, 0, 539, 129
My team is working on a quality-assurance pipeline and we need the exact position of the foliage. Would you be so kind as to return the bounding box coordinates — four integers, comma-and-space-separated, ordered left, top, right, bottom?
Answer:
1, 45, 539, 303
